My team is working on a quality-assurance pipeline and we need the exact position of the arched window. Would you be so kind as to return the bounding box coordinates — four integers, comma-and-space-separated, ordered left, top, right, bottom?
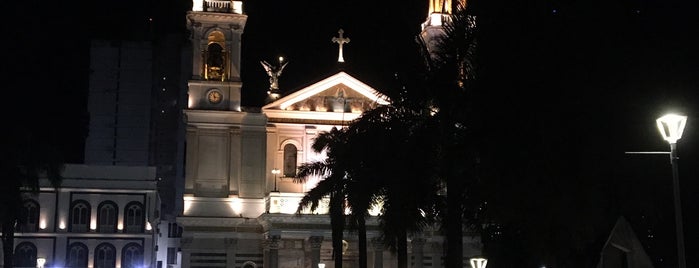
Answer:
241, 261, 257, 268
97, 201, 118, 233
20, 199, 40, 232
14, 242, 37, 267
205, 31, 226, 81
66, 242, 89, 268
70, 200, 91, 232
121, 243, 144, 268
283, 144, 298, 177
124, 201, 144, 233
94, 243, 116, 268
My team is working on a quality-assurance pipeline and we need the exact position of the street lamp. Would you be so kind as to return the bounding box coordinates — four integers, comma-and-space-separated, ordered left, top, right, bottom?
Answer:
469, 257, 487, 268
271, 168, 281, 192
656, 113, 687, 268
36, 257, 46, 268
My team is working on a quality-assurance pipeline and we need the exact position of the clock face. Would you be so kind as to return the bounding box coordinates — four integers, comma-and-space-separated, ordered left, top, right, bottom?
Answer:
207, 90, 222, 104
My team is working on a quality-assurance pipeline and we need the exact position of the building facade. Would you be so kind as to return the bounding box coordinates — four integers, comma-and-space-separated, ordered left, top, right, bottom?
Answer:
0, 165, 159, 268
177, 1, 482, 268
3, 1, 482, 267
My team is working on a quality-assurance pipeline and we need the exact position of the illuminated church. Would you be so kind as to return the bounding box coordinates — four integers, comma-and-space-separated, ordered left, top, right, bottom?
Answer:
0, 0, 480, 267
177, 0, 481, 268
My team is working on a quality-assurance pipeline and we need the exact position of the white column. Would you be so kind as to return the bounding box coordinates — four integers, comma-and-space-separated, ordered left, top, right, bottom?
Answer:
371, 238, 384, 268
309, 236, 323, 268
265, 235, 280, 268
225, 238, 237, 268
411, 238, 425, 268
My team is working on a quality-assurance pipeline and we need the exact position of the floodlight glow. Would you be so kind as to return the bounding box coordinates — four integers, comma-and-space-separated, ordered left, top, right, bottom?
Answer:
430, 13, 443, 26
59, 221, 66, 230
232, 1, 243, 14
470, 257, 488, 268
192, 0, 204, 11
229, 198, 242, 214
318, 264, 325, 268
90, 220, 97, 230
656, 114, 687, 144
37, 257, 46, 268
39, 219, 47, 230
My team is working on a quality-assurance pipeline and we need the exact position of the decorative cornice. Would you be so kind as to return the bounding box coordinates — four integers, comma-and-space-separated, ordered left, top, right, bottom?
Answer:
257, 214, 381, 231
177, 216, 262, 229
186, 11, 247, 31
184, 109, 267, 126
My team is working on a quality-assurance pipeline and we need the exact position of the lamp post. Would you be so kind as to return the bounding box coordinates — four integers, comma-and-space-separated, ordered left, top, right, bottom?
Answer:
36, 257, 46, 268
469, 257, 487, 268
656, 113, 687, 268
271, 168, 281, 192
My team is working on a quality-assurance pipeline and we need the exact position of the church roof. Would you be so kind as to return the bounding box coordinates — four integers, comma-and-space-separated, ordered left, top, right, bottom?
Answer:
262, 71, 389, 123
596, 216, 655, 268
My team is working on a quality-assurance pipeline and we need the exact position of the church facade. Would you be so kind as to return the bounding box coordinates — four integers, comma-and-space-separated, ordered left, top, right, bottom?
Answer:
177, 1, 481, 268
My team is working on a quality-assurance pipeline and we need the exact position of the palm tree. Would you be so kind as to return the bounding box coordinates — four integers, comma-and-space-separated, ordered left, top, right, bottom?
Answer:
296, 127, 354, 268
415, 2, 480, 267
294, 4, 480, 268
1, 124, 66, 267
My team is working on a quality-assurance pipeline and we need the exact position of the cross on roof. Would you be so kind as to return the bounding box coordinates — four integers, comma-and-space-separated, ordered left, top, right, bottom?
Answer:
331, 29, 350, 63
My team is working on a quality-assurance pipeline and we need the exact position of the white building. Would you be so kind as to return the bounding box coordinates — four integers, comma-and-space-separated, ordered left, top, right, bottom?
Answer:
2, 0, 481, 267
1, 164, 159, 268
177, 1, 482, 268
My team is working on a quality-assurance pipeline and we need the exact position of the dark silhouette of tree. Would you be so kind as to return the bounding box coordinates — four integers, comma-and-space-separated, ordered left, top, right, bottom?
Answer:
415, 3, 481, 267
294, 3, 482, 268
295, 128, 354, 268
1, 124, 67, 267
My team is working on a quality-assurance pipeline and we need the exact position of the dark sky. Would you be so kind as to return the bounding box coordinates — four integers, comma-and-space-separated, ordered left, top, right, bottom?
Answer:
9, 0, 699, 266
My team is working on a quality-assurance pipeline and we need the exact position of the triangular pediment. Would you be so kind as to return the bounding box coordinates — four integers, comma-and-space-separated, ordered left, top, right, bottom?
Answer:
596, 217, 655, 268
262, 71, 389, 123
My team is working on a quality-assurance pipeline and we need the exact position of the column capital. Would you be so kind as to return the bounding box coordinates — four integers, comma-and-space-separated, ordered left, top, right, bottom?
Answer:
265, 235, 281, 250
225, 238, 238, 247
309, 236, 324, 249
371, 237, 384, 251
411, 237, 426, 247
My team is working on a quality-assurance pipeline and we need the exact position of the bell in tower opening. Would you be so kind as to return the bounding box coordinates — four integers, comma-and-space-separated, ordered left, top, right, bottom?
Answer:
204, 31, 228, 81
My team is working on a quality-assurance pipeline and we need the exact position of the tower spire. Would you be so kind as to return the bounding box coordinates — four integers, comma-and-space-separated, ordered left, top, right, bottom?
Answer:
420, 0, 469, 58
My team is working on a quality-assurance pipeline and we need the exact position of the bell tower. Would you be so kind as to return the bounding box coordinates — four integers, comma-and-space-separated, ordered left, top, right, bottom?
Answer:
420, 0, 468, 57
186, 1, 246, 111
181, 0, 266, 209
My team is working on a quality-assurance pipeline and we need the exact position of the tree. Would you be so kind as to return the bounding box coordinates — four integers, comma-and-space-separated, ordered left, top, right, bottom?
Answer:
1, 124, 66, 267
296, 128, 354, 268
415, 3, 480, 267
294, 4, 481, 267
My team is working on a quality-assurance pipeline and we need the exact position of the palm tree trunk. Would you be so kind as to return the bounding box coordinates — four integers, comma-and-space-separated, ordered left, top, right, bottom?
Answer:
330, 192, 344, 268
442, 114, 465, 268
358, 217, 367, 268
2, 221, 16, 268
445, 182, 464, 267
396, 228, 408, 268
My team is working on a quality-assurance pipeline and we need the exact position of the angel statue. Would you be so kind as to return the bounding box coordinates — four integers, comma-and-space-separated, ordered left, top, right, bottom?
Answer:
260, 59, 288, 91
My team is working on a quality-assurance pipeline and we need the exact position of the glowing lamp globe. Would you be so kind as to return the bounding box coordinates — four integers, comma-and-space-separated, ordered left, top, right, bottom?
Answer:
656, 114, 687, 144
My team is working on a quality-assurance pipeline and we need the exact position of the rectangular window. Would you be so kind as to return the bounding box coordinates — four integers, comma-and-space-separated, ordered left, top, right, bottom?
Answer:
167, 247, 177, 264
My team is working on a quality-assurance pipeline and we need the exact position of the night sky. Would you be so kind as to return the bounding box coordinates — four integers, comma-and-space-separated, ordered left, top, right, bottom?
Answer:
8, 0, 699, 266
